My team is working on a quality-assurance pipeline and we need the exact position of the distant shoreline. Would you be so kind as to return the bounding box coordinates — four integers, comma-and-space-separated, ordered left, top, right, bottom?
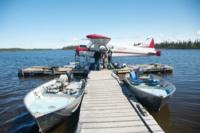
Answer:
1, 40, 200, 52
0, 48, 62, 52
155, 41, 200, 49
62, 46, 75, 50
1, 47, 200, 52
62, 41, 200, 50
1, 48, 200, 52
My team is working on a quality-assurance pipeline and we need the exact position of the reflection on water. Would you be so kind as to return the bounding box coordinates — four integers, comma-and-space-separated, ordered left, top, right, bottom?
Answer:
151, 105, 172, 132
0, 50, 200, 133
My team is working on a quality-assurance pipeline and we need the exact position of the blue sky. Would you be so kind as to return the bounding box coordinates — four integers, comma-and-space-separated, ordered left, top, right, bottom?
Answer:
0, 0, 200, 48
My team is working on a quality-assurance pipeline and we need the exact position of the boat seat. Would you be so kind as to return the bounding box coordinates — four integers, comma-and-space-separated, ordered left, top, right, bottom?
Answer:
146, 79, 159, 86
63, 88, 78, 95
47, 89, 60, 94
130, 71, 143, 85
146, 75, 159, 86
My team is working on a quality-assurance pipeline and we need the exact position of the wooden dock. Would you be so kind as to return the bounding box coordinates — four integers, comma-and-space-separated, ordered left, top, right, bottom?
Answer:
77, 70, 164, 133
18, 63, 172, 78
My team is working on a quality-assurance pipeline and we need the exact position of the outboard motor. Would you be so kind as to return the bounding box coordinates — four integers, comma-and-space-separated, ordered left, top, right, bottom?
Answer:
80, 79, 86, 89
66, 72, 74, 83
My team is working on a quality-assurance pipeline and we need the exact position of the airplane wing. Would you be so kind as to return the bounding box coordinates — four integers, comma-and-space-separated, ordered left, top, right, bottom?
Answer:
86, 34, 111, 46
86, 34, 111, 51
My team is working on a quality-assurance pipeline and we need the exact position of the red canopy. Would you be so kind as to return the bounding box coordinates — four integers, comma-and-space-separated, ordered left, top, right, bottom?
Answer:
86, 34, 111, 39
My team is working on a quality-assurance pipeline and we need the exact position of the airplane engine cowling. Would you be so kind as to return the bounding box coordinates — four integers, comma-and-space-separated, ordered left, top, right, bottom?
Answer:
75, 45, 88, 56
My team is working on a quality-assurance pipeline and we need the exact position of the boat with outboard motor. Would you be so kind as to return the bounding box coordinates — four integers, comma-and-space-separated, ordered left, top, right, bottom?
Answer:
24, 74, 86, 132
124, 71, 176, 111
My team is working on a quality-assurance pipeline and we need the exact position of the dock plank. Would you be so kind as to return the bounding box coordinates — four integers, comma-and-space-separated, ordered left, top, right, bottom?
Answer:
81, 121, 145, 128
81, 127, 149, 133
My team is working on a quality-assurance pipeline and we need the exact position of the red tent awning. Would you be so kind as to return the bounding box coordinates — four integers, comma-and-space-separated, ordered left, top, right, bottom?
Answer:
86, 34, 111, 39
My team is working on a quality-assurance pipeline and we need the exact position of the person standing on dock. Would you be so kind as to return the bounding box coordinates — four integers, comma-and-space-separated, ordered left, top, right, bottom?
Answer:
107, 49, 113, 69
94, 50, 101, 70
102, 50, 108, 69
108, 49, 112, 63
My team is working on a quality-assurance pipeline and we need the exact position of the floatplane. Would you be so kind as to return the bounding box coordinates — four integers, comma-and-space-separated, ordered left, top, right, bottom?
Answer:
75, 34, 161, 57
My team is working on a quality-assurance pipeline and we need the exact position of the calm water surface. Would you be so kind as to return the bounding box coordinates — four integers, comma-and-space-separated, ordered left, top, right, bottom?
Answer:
0, 50, 200, 133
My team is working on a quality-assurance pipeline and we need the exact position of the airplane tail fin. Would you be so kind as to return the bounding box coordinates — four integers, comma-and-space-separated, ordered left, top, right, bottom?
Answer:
149, 38, 155, 48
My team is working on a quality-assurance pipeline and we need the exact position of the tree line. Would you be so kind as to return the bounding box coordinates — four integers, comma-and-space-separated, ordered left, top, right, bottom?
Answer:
62, 45, 75, 50
0, 48, 53, 51
155, 40, 200, 49
62, 40, 200, 50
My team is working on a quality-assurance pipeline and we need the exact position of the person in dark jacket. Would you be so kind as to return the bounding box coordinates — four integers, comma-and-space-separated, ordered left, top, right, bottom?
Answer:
108, 49, 112, 63
94, 50, 101, 70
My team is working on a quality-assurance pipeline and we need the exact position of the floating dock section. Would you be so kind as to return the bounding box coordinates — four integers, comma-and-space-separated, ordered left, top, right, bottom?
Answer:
78, 70, 164, 133
18, 66, 73, 77
18, 63, 172, 78
128, 63, 173, 74
18, 66, 89, 78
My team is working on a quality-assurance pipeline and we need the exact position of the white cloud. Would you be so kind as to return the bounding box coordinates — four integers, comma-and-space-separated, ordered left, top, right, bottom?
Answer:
196, 30, 200, 36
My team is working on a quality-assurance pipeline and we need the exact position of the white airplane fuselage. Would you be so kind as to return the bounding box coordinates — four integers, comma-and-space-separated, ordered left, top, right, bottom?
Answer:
111, 45, 157, 57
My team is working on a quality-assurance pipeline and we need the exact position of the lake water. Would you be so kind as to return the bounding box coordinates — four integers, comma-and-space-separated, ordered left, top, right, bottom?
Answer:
0, 50, 200, 133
